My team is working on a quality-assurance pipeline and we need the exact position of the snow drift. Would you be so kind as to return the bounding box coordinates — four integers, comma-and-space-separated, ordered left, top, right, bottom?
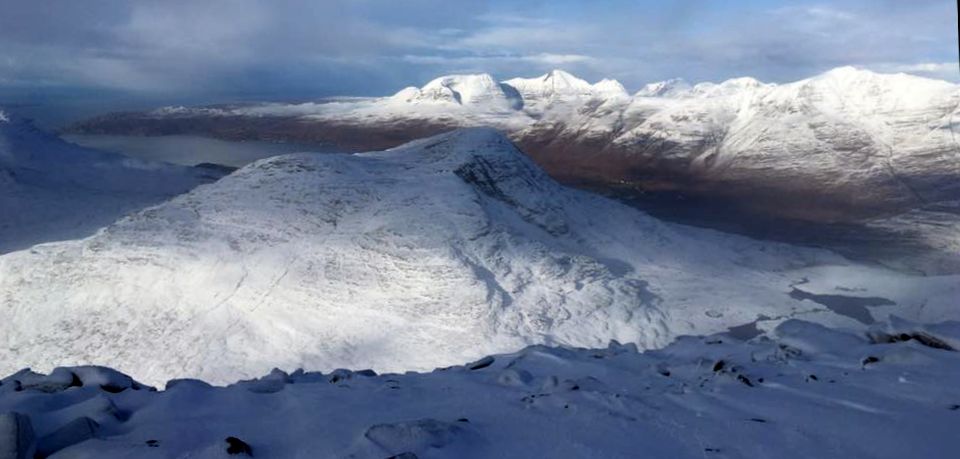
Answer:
1, 317, 959, 458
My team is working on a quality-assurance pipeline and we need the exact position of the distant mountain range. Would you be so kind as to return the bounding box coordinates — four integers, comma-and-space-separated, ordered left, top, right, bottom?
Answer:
68, 67, 960, 222
3, 128, 957, 384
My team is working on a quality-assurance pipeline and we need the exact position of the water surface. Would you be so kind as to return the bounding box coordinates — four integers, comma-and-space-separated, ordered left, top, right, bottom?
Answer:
63, 134, 341, 168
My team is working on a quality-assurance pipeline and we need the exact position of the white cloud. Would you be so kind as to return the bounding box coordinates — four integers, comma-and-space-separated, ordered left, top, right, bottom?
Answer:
401, 52, 592, 65
524, 53, 593, 65
869, 62, 960, 81
0, 0, 956, 99
456, 25, 592, 50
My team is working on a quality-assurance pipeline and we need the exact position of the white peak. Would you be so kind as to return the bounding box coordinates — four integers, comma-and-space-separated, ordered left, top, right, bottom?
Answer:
812, 65, 957, 88
683, 76, 770, 97
809, 66, 944, 88
544, 69, 588, 84
390, 86, 421, 102
504, 69, 595, 100
795, 65, 958, 109
719, 76, 766, 88
540, 69, 593, 92
408, 73, 521, 108
592, 79, 629, 98
635, 78, 691, 97
807, 66, 959, 94
821, 65, 870, 78
810, 66, 892, 87
423, 73, 499, 90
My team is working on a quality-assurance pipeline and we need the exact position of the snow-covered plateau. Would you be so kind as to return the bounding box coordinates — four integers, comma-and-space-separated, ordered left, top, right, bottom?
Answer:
68, 67, 960, 221
2, 128, 957, 389
1, 317, 959, 458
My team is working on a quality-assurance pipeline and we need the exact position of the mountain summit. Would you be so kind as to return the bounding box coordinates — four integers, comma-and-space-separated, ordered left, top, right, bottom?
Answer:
504, 69, 597, 100
392, 73, 524, 110
2, 128, 956, 384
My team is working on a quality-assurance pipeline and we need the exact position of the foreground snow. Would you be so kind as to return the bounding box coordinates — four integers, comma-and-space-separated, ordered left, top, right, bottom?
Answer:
2, 128, 957, 386
1, 318, 958, 458
0, 109, 222, 254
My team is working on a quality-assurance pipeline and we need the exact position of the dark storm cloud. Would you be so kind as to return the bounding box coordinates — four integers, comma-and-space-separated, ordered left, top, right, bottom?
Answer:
0, 0, 956, 101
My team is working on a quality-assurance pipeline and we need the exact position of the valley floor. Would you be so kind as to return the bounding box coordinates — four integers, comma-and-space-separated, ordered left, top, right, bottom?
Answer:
607, 187, 960, 276
2, 318, 959, 459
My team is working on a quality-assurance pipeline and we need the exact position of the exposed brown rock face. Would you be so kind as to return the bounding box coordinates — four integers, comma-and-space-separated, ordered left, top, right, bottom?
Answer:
68, 113, 454, 151
67, 111, 959, 223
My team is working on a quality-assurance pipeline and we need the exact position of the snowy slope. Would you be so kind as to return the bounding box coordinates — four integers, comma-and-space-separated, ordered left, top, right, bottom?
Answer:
504, 69, 594, 99
1, 128, 957, 385
0, 109, 223, 253
2, 317, 959, 458
606, 67, 960, 214
392, 73, 523, 110
503, 69, 628, 110
635, 78, 692, 97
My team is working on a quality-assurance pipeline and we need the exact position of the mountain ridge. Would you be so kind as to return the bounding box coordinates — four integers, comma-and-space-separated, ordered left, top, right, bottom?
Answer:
66, 67, 960, 223
2, 128, 957, 385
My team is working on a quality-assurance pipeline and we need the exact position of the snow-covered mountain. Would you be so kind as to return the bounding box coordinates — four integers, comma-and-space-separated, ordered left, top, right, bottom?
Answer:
503, 69, 628, 106
391, 73, 524, 110
597, 67, 960, 218
68, 67, 960, 221
2, 317, 959, 458
635, 78, 691, 97
0, 109, 223, 254
2, 128, 957, 385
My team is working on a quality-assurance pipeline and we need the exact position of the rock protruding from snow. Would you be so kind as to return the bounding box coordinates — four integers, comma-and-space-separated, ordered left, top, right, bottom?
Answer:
867, 316, 960, 351
11, 368, 80, 393
70, 366, 140, 393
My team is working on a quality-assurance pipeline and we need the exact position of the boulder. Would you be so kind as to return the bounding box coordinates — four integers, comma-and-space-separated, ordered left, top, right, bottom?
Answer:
36, 417, 98, 458
71, 367, 138, 393
0, 412, 35, 459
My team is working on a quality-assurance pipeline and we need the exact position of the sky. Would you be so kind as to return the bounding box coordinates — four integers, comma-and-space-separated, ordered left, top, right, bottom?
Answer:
0, 0, 957, 125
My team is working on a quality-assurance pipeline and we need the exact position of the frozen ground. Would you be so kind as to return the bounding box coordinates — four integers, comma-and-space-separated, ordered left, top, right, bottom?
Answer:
1, 128, 957, 386
1, 317, 958, 458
